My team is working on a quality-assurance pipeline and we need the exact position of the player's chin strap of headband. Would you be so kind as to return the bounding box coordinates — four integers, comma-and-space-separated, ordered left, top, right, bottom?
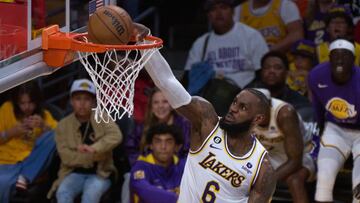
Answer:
329, 39, 355, 54
144, 50, 192, 109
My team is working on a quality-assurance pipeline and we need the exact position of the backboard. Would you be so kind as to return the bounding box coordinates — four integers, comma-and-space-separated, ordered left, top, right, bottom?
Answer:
0, 0, 116, 93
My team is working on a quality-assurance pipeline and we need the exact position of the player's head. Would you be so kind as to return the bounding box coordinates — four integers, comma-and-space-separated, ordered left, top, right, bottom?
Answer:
325, 6, 354, 40
11, 81, 44, 118
220, 88, 271, 137
146, 124, 183, 166
329, 39, 355, 84
260, 51, 289, 90
205, 0, 235, 34
70, 79, 96, 119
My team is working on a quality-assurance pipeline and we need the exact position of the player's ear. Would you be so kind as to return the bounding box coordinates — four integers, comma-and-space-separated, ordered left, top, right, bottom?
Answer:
253, 114, 265, 125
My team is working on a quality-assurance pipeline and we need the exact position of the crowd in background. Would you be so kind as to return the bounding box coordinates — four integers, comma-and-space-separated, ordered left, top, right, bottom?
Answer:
0, 0, 360, 202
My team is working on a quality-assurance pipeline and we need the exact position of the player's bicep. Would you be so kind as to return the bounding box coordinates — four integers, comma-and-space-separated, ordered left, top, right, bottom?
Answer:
249, 156, 276, 202
176, 96, 218, 130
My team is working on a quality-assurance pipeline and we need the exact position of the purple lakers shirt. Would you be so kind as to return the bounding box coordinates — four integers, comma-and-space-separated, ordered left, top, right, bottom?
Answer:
308, 62, 360, 129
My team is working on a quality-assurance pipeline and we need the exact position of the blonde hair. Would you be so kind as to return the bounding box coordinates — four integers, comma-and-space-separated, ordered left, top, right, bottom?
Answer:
139, 87, 176, 152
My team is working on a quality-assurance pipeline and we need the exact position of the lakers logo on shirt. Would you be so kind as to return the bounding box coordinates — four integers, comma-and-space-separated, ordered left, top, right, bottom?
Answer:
199, 152, 246, 187
326, 97, 357, 119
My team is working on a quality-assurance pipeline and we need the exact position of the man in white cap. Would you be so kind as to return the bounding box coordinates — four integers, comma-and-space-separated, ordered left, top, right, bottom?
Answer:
47, 79, 122, 203
308, 39, 360, 202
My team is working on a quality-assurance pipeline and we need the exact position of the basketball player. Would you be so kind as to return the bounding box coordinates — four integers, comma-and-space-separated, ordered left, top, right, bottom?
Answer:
134, 25, 276, 201
308, 39, 360, 202
253, 89, 315, 203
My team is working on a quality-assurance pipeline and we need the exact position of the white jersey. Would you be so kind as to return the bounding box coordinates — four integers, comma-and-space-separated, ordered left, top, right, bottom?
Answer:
184, 22, 268, 88
178, 121, 267, 203
252, 98, 311, 169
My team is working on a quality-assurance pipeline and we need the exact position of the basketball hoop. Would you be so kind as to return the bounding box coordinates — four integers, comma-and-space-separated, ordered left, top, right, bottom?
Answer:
42, 25, 163, 123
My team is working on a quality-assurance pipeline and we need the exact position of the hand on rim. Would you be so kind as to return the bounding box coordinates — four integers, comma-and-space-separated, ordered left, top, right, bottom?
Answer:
132, 23, 151, 41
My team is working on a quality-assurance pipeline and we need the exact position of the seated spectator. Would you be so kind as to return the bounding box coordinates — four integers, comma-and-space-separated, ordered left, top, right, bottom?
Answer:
130, 124, 185, 203
316, 5, 360, 65
304, 0, 338, 45
0, 81, 57, 203
183, 0, 268, 90
287, 39, 317, 97
234, 0, 303, 52
125, 88, 191, 166
46, 79, 122, 203
253, 88, 316, 203
251, 51, 313, 122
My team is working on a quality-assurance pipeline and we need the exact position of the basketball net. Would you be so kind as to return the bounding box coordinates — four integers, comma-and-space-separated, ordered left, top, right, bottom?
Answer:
77, 40, 160, 123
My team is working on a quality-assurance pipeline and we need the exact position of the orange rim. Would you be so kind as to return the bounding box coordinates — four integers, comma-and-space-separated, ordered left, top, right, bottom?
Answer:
42, 25, 163, 53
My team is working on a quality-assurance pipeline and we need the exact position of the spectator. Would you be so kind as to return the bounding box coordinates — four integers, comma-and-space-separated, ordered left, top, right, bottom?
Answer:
47, 79, 122, 203
253, 89, 315, 203
308, 39, 360, 202
0, 81, 57, 203
125, 88, 191, 166
304, 0, 338, 45
355, 20, 360, 44
287, 39, 317, 97
251, 51, 313, 122
183, 0, 268, 89
316, 5, 360, 65
130, 124, 185, 203
234, 0, 304, 52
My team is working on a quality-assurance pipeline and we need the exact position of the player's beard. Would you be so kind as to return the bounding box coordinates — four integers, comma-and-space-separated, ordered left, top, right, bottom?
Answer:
219, 117, 253, 137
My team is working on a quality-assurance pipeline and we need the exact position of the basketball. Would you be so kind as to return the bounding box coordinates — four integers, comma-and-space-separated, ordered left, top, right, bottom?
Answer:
88, 5, 133, 45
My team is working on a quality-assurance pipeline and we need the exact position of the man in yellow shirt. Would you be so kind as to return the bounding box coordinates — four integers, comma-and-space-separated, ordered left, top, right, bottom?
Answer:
0, 81, 57, 202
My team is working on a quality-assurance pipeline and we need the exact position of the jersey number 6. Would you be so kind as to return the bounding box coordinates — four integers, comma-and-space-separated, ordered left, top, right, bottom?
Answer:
201, 181, 220, 203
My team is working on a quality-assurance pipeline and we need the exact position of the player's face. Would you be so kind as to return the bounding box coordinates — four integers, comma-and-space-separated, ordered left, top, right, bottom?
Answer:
150, 133, 177, 165
221, 91, 259, 133
329, 48, 354, 84
207, 4, 234, 33
18, 93, 36, 117
71, 92, 95, 119
261, 56, 288, 87
327, 17, 350, 40
151, 91, 172, 122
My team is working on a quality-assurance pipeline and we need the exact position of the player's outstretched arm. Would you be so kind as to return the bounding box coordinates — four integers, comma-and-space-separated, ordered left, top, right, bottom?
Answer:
248, 156, 276, 203
144, 50, 218, 140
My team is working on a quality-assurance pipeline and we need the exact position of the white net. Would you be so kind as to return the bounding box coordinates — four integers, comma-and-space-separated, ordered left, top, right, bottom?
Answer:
77, 42, 160, 123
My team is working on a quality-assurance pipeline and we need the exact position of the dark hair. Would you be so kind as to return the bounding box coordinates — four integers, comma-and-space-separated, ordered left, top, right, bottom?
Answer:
243, 88, 271, 114
325, 9, 354, 28
11, 81, 44, 119
204, 0, 235, 12
146, 124, 183, 145
261, 51, 289, 70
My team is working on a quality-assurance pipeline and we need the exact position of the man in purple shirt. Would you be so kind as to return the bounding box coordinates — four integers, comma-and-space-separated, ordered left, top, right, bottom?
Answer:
308, 38, 360, 202
129, 124, 185, 203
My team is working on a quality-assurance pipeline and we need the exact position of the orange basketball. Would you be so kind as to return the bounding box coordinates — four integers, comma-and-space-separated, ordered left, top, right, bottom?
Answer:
88, 5, 133, 45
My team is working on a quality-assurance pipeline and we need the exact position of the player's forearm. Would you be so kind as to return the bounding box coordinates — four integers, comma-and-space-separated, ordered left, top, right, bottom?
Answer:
275, 159, 302, 181
144, 50, 191, 109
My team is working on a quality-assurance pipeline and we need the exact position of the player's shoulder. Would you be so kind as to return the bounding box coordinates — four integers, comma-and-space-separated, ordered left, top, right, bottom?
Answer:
309, 62, 330, 79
